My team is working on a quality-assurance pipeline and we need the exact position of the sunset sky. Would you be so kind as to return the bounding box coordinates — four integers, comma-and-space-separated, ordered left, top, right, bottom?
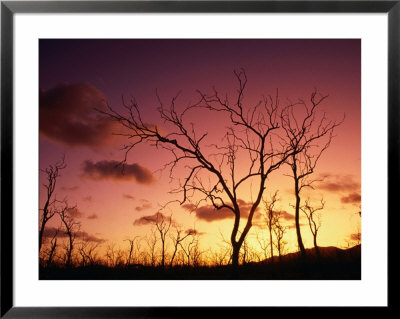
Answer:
39, 39, 361, 259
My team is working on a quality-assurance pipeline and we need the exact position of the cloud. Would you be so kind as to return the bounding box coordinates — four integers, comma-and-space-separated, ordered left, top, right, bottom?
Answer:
182, 199, 261, 222
185, 228, 205, 236
42, 227, 105, 243
135, 202, 152, 212
83, 196, 92, 202
81, 160, 155, 184
350, 232, 361, 241
287, 223, 308, 229
66, 207, 84, 219
87, 214, 98, 220
278, 210, 295, 221
39, 83, 115, 148
254, 210, 296, 228
61, 186, 79, 191
341, 192, 361, 204
318, 174, 360, 193
123, 194, 135, 200
133, 212, 173, 226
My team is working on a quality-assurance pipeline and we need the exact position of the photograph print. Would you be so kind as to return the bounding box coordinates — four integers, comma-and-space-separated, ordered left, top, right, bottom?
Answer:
39, 39, 361, 280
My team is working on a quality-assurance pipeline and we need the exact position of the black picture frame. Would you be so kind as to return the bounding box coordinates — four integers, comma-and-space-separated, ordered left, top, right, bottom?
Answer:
1, 1, 395, 317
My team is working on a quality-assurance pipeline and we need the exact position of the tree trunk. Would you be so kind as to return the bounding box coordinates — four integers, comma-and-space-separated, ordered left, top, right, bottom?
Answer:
294, 177, 306, 258
231, 243, 240, 267
39, 227, 44, 252
269, 226, 274, 263
314, 236, 320, 259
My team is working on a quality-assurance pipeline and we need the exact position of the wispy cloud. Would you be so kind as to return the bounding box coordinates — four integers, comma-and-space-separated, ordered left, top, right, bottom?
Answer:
135, 202, 152, 212
42, 227, 105, 243
318, 174, 360, 193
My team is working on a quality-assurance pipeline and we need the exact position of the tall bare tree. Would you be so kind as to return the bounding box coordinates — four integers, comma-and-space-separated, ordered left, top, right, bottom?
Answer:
281, 91, 343, 257
140, 212, 172, 268
39, 156, 66, 252
144, 227, 158, 267
300, 198, 324, 259
169, 225, 195, 267
271, 211, 288, 262
262, 191, 279, 263
124, 236, 140, 266
102, 70, 293, 267
58, 204, 81, 267
43, 226, 60, 267
179, 231, 201, 267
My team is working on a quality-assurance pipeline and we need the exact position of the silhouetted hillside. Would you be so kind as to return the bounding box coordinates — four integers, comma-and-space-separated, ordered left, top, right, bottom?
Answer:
260, 244, 361, 264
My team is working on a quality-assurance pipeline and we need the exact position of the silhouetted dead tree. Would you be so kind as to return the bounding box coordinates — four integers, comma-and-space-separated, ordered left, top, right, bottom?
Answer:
300, 198, 324, 259
262, 191, 279, 264
281, 91, 343, 258
169, 226, 195, 267
144, 227, 158, 266
272, 211, 288, 262
45, 226, 60, 267
124, 236, 140, 266
105, 243, 125, 267
141, 213, 172, 268
58, 204, 81, 267
255, 228, 270, 261
39, 155, 66, 252
102, 69, 292, 267
179, 231, 201, 266
78, 237, 101, 267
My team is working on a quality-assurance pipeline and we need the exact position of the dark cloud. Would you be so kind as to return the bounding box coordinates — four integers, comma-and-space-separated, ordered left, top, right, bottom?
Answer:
87, 214, 98, 220
185, 228, 205, 236
61, 185, 79, 191
67, 207, 84, 219
40, 83, 116, 148
318, 174, 360, 193
341, 192, 361, 204
133, 212, 173, 226
81, 160, 155, 184
350, 232, 361, 242
135, 201, 152, 212
123, 194, 135, 200
42, 227, 105, 243
83, 196, 92, 202
182, 200, 261, 222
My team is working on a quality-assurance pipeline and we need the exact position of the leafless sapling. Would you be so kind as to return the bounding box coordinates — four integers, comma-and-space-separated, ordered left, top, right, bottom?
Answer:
300, 198, 325, 259
58, 204, 81, 267
39, 156, 66, 252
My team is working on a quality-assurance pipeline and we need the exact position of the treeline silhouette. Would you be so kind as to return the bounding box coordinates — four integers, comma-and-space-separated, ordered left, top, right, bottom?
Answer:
39, 244, 361, 280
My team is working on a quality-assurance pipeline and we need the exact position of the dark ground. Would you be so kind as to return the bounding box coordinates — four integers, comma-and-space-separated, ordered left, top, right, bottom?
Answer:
39, 245, 361, 280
